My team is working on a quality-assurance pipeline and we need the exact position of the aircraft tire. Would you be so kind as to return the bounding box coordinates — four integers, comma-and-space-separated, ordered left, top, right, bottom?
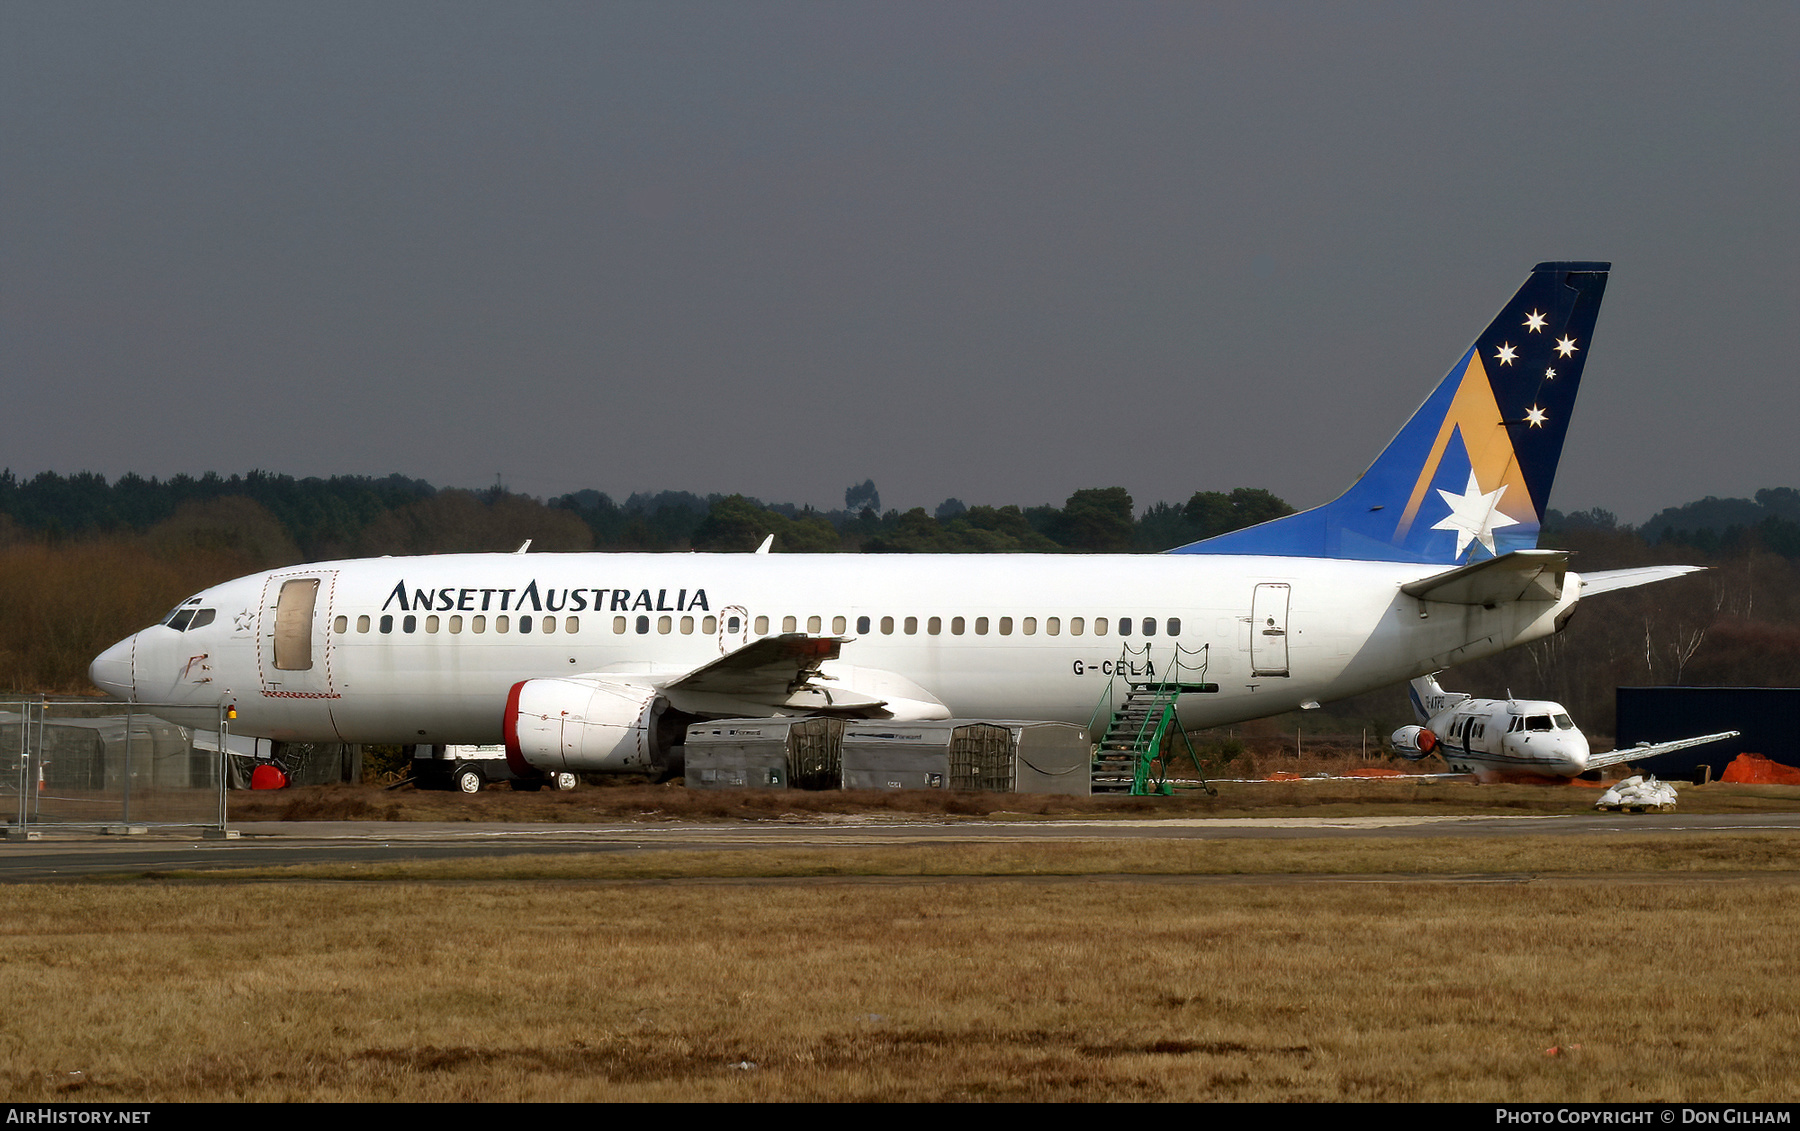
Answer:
455, 766, 484, 794
553, 772, 578, 791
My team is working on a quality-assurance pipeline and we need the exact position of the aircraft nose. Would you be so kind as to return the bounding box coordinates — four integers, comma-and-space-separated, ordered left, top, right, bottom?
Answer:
89, 635, 137, 701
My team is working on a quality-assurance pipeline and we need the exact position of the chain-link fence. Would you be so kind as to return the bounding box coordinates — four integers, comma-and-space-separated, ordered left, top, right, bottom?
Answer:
3, 700, 232, 834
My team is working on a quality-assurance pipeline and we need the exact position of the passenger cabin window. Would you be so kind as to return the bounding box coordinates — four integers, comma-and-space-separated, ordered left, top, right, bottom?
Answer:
904, 616, 918, 635
1142, 617, 1155, 636
881, 616, 894, 634
636, 616, 650, 634
783, 616, 797, 633
808, 616, 821, 634
832, 616, 846, 634
334, 615, 348, 634
975, 617, 989, 635
857, 616, 871, 634
357, 615, 371, 633
1167, 618, 1180, 636
998, 617, 1013, 636
1070, 617, 1084, 636
1094, 617, 1108, 636
1046, 617, 1060, 636
496, 615, 509, 633
951, 616, 965, 635
928, 616, 941, 635
613, 616, 627, 634
1022, 617, 1036, 635
1118, 617, 1131, 636
472, 616, 487, 633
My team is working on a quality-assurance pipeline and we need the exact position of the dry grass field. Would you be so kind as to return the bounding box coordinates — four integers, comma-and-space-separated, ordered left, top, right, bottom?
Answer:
229, 777, 1800, 823
3, 835, 1798, 1102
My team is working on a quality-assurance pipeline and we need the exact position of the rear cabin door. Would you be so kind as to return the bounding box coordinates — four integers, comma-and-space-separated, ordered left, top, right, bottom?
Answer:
257, 571, 340, 697
1250, 583, 1291, 677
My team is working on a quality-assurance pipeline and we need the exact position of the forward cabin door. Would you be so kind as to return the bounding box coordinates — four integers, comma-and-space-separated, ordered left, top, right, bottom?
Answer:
257, 570, 341, 698
1250, 583, 1291, 678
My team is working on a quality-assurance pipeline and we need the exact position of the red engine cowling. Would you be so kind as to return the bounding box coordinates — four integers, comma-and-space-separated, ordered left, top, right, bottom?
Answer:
1390, 725, 1439, 759
504, 677, 665, 775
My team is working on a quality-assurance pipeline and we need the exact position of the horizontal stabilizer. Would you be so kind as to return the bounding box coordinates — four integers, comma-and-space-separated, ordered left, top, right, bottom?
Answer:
1401, 549, 1569, 607
1579, 565, 1706, 597
1588, 730, 1739, 772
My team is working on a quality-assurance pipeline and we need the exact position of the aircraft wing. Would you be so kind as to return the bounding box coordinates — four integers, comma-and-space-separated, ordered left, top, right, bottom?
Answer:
1578, 565, 1706, 597
1587, 730, 1739, 772
660, 633, 848, 700
1401, 549, 1569, 606
649, 633, 946, 717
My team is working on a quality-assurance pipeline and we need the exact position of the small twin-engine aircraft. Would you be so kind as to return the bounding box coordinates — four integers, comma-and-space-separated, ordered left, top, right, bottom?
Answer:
1392, 673, 1738, 779
90, 262, 1706, 783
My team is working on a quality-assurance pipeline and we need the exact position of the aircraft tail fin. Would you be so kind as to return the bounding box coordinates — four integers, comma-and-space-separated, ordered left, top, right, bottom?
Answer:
1172, 262, 1610, 564
1407, 675, 1443, 724
1408, 672, 1469, 724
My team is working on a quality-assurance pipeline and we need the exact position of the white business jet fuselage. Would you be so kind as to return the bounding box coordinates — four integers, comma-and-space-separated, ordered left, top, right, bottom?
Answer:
89, 262, 1698, 780
1391, 673, 1738, 779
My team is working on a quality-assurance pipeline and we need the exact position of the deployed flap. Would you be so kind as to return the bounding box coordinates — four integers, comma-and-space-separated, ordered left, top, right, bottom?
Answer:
1579, 565, 1706, 597
1401, 549, 1569, 606
1588, 730, 1738, 772
662, 633, 845, 700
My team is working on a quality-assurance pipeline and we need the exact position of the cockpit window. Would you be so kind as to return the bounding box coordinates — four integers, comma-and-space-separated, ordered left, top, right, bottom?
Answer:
1527, 715, 1554, 731
1554, 714, 1575, 730
161, 597, 214, 632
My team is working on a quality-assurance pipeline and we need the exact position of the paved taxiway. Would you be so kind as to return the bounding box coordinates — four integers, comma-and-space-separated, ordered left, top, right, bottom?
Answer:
5, 812, 1800, 881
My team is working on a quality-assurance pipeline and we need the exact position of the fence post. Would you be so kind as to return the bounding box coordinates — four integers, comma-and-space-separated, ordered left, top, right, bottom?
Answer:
121, 706, 134, 826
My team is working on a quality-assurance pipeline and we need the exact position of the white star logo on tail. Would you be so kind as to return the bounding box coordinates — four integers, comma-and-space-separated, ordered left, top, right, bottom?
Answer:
1523, 309, 1548, 332
1431, 470, 1519, 558
1555, 335, 1579, 358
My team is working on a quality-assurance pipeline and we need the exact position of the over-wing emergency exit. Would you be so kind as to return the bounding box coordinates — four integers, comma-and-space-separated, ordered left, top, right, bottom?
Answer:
89, 262, 1706, 783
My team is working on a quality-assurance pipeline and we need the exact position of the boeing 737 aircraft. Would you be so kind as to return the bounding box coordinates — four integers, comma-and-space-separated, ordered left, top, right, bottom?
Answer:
89, 262, 1702, 781
1392, 673, 1738, 779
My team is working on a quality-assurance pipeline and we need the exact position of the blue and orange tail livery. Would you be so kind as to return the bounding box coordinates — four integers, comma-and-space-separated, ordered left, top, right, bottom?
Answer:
1174, 261, 1609, 564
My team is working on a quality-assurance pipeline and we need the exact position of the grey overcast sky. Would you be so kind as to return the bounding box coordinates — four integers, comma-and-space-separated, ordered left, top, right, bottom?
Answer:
3, 2, 1794, 523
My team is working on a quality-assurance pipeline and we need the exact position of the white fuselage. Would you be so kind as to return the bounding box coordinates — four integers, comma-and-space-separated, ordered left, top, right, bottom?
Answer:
91, 550, 1582, 746
1422, 697, 1592, 776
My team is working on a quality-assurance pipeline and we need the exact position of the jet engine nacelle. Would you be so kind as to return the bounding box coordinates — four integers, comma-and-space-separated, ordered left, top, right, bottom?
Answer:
1390, 725, 1438, 760
504, 676, 666, 775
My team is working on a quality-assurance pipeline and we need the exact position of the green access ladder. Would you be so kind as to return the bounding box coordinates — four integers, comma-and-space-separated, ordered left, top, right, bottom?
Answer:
1087, 642, 1218, 795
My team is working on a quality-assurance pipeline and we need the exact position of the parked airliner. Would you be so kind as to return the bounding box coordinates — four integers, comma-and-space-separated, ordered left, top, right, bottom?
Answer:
90, 262, 1701, 781
1392, 673, 1738, 779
